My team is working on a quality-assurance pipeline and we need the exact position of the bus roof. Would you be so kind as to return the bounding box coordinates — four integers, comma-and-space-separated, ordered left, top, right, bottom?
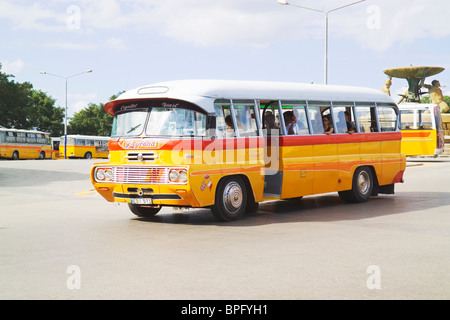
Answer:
0, 127, 49, 135
398, 102, 439, 110
104, 79, 396, 115
62, 135, 110, 140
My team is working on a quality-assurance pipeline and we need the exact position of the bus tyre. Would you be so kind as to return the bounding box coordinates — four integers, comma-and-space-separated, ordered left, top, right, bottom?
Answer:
128, 203, 161, 218
39, 151, 46, 159
339, 167, 373, 203
84, 152, 92, 159
211, 176, 247, 222
12, 151, 19, 160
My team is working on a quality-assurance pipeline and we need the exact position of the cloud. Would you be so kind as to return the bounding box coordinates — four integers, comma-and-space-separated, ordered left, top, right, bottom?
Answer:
1, 59, 26, 74
1, 0, 449, 52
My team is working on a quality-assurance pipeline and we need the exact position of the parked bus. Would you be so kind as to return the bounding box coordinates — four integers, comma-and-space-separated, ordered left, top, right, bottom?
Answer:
0, 127, 51, 160
91, 80, 406, 221
398, 103, 445, 157
60, 135, 110, 159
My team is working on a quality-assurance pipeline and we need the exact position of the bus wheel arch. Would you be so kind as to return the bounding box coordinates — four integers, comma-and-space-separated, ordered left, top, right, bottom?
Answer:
84, 152, 92, 159
211, 175, 249, 222
339, 166, 374, 203
39, 151, 46, 160
12, 151, 19, 160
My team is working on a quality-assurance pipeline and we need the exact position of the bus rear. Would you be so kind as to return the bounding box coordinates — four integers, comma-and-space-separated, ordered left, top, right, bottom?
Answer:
399, 103, 445, 157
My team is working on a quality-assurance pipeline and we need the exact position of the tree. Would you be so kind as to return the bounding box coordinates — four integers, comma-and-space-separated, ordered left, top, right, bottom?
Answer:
28, 90, 65, 136
0, 64, 64, 135
68, 92, 122, 136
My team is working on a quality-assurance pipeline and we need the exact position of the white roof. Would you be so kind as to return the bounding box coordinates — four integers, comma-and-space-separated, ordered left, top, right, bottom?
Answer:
108, 79, 396, 114
398, 102, 438, 110
62, 135, 110, 140
0, 127, 49, 135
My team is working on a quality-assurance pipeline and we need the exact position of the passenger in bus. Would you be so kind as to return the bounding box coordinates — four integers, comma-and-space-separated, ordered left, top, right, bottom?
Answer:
283, 111, 298, 135
225, 115, 235, 137
323, 116, 334, 135
345, 111, 356, 134
264, 111, 279, 132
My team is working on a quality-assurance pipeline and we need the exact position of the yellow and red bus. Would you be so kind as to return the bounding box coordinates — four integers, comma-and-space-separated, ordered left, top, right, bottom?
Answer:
0, 127, 51, 160
60, 135, 110, 159
91, 80, 406, 221
399, 103, 445, 157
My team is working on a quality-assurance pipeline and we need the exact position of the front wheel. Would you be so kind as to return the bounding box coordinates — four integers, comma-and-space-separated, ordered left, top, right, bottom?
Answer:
84, 152, 92, 159
128, 203, 161, 218
211, 176, 247, 222
339, 167, 373, 203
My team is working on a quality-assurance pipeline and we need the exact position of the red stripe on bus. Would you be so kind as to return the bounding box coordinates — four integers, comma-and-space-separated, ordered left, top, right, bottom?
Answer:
108, 132, 402, 152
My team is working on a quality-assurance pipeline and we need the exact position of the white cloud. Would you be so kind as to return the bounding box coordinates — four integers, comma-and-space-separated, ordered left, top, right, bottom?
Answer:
1, 0, 450, 52
1, 59, 26, 74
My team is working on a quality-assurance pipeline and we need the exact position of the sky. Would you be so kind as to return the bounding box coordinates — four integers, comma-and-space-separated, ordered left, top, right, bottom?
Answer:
1, 0, 450, 118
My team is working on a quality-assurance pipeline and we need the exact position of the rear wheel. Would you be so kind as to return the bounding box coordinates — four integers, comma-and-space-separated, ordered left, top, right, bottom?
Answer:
84, 152, 92, 159
211, 176, 247, 222
12, 151, 19, 160
39, 151, 46, 159
128, 203, 161, 218
339, 167, 373, 203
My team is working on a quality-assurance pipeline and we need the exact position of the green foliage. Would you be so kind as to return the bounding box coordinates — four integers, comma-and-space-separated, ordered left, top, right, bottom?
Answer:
421, 96, 450, 113
68, 92, 121, 136
68, 102, 113, 136
1, 63, 122, 136
0, 63, 64, 136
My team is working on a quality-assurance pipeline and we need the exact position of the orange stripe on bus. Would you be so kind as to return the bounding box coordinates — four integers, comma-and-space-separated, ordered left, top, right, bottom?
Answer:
401, 132, 432, 138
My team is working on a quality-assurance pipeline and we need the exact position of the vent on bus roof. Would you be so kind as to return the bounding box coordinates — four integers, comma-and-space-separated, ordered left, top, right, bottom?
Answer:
137, 86, 169, 95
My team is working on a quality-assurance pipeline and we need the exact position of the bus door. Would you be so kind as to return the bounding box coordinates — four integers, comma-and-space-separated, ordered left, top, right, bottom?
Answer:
261, 101, 283, 197
278, 101, 314, 199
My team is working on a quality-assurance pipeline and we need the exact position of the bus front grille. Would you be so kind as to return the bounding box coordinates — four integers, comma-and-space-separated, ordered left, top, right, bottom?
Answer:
113, 167, 169, 184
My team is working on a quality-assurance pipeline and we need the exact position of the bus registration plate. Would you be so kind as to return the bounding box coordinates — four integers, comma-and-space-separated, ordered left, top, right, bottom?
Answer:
131, 198, 153, 205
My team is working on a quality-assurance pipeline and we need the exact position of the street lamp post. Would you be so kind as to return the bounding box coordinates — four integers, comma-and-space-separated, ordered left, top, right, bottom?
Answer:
40, 70, 93, 159
277, 0, 365, 85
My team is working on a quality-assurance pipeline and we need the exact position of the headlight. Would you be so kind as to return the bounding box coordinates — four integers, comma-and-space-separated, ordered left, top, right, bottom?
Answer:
179, 170, 188, 183
96, 169, 105, 181
169, 169, 180, 182
168, 168, 188, 183
95, 167, 113, 182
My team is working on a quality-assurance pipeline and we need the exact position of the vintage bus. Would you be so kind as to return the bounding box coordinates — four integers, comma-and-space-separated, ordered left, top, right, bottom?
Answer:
91, 80, 406, 222
398, 103, 445, 157
60, 135, 110, 159
0, 127, 52, 160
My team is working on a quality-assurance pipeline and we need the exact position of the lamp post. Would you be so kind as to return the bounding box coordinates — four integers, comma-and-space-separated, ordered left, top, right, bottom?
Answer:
277, 0, 365, 85
40, 69, 93, 159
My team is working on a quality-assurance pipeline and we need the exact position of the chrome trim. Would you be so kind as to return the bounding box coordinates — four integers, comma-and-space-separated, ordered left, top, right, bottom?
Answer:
126, 152, 158, 162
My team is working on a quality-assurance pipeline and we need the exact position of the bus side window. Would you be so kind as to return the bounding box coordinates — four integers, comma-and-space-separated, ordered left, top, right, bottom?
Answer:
356, 103, 377, 133
214, 102, 233, 138
377, 105, 398, 132
400, 110, 414, 130
233, 103, 258, 137
307, 104, 325, 135
419, 110, 433, 130
293, 105, 309, 135
261, 103, 281, 136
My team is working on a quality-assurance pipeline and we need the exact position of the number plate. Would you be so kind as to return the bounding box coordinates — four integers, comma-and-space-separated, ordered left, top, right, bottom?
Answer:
131, 198, 153, 205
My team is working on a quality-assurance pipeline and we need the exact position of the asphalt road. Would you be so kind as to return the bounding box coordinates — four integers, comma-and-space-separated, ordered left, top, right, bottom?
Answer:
0, 158, 449, 300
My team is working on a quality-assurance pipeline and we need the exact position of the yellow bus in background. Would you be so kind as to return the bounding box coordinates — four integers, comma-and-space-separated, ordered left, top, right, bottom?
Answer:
399, 103, 445, 157
60, 135, 110, 159
91, 80, 406, 222
0, 127, 52, 160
